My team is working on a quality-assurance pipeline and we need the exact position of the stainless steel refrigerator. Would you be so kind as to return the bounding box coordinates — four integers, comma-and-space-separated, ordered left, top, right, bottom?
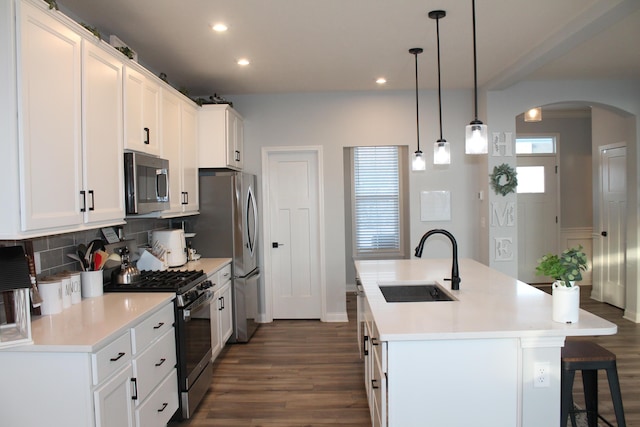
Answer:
191, 170, 259, 342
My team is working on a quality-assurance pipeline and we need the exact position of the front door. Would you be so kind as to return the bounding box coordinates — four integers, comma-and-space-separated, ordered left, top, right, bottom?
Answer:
264, 148, 323, 319
598, 144, 626, 308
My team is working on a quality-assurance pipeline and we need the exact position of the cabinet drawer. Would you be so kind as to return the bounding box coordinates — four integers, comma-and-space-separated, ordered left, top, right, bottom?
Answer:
92, 331, 132, 385
133, 328, 177, 403
218, 264, 232, 284
132, 302, 174, 354
135, 368, 179, 427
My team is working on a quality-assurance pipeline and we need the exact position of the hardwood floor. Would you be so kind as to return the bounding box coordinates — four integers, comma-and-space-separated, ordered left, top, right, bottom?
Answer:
172, 288, 639, 427
171, 292, 371, 426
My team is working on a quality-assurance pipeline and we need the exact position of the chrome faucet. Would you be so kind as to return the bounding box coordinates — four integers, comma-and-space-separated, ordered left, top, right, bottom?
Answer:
414, 229, 461, 290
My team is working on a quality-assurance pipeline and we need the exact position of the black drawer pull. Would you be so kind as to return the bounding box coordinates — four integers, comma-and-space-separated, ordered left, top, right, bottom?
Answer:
110, 352, 126, 362
371, 379, 379, 389
157, 402, 168, 412
153, 322, 164, 329
131, 378, 138, 400
371, 337, 379, 346
155, 358, 166, 367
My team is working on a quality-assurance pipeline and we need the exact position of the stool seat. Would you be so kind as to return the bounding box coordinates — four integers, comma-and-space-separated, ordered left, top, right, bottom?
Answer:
561, 340, 626, 427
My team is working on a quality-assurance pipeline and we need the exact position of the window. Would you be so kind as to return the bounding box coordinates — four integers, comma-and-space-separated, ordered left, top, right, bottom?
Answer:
515, 136, 556, 154
347, 146, 408, 259
516, 166, 545, 193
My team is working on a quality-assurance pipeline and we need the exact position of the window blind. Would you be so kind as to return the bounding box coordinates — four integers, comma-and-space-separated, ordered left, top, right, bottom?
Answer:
353, 146, 401, 256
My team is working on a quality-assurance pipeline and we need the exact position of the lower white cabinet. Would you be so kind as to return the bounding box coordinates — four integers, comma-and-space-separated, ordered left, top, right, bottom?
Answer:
210, 262, 233, 361
360, 296, 387, 427
0, 300, 178, 427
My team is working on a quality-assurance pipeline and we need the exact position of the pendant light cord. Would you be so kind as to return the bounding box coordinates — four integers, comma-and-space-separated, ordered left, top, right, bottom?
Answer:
472, 0, 479, 122
414, 50, 420, 152
436, 16, 443, 141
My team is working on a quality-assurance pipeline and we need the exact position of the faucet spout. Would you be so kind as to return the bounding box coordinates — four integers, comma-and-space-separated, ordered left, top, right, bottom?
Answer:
414, 229, 461, 290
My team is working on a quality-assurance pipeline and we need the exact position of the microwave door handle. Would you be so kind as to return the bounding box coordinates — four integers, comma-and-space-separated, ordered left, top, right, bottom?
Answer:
156, 168, 168, 200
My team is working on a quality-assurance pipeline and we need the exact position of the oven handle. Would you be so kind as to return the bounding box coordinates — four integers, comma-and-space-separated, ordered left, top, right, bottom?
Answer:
182, 290, 213, 322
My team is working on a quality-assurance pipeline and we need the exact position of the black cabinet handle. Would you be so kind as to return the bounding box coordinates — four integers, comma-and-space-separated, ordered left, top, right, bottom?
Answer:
601, 231, 608, 237
80, 190, 86, 212
110, 352, 125, 362
155, 358, 166, 367
153, 322, 164, 329
371, 379, 379, 389
144, 127, 150, 145
371, 337, 379, 346
88, 190, 95, 211
157, 402, 168, 412
235, 150, 241, 162
363, 335, 369, 356
131, 378, 138, 400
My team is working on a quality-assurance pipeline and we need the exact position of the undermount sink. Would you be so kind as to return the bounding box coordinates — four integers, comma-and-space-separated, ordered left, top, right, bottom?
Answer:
379, 283, 456, 303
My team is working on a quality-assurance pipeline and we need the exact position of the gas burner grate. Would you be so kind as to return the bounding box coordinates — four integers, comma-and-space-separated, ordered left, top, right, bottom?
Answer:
104, 269, 206, 293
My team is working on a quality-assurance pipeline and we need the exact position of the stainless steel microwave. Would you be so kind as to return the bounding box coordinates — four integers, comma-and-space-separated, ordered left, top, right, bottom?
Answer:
124, 152, 170, 215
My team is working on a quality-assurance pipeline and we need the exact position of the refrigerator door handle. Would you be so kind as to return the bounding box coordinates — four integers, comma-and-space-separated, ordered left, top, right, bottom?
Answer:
236, 268, 260, 281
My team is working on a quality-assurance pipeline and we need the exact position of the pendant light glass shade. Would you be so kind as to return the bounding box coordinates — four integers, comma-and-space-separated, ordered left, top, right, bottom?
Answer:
525, 107, 542, 122
409, 48, 425, 171
433, 140, 450, 164
465, 0, 488, 155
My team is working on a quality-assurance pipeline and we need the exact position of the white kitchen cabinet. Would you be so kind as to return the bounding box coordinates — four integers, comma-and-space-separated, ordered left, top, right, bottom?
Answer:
82, 40, 126, 223
360, 296, 387, 426
198, 104, 244, 170
161, 89, 199, 216
125, 66, 160, 156
0, 297, 178, 427
210, 262, 233, 360
0, 0, 126, 238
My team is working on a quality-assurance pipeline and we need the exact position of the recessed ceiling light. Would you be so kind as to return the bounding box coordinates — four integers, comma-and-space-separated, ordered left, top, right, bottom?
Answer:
211, 23, 228, 32
237, 58, 250, 66
376, 77, 387, 84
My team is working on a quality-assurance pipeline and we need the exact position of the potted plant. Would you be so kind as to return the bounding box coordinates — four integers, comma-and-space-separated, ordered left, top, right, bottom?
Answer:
536, 245, 588, 323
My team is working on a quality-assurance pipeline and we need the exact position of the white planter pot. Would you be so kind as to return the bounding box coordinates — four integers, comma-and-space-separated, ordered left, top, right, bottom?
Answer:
552, 281, 580, 323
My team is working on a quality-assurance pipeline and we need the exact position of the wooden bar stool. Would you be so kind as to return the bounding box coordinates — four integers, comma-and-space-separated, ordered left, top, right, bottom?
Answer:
561, 340, 626, 427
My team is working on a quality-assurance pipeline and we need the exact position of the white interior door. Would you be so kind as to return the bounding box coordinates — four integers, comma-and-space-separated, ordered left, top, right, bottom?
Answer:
265, 149, 322, 319
517, 155, 559, 283
599, 145, 626, 308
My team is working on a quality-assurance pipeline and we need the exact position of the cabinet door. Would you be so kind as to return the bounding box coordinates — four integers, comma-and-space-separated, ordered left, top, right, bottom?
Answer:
225, 108, 243, 170
94, 364, 134, 427
161, 89, 182, 214
219, 281, 234, 343
19, 1, 83, 231
180, 101, 199, 213
210, 273, 223, 360
82, 41, 125, 223
124, 67, 160, 155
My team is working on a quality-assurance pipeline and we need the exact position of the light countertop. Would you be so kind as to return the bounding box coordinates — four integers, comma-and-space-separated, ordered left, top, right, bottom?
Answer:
355, 258, 617, 341
171, 257, 231, 277
8, 292, 175, 353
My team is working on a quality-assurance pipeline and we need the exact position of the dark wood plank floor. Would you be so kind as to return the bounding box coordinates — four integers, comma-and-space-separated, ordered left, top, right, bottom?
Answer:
172, 288, 639, 427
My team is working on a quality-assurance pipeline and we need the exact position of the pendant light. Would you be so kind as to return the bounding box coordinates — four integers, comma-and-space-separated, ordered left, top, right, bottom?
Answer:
465, 0, 488, 154
409, 47, 426, 171
430, 10, 450, 165
524, 107, 542, 122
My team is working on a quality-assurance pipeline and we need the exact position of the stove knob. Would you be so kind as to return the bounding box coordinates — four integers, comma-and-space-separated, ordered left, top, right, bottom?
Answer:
201, 280, 212, 289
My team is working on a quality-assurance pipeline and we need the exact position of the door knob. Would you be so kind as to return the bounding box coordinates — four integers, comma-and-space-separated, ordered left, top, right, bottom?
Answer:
272, 242, 285, 248
601, 231, 608, 237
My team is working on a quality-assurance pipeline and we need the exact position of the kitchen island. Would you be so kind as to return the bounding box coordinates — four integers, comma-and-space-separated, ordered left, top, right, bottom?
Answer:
355, 258, 617, 427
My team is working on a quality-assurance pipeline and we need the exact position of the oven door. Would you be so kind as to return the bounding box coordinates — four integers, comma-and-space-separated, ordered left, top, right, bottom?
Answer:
178, 290, 213, 391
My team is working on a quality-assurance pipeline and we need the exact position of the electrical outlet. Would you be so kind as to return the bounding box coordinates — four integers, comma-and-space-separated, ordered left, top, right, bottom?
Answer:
534, 362, 550, 388
148, 230, 154, 243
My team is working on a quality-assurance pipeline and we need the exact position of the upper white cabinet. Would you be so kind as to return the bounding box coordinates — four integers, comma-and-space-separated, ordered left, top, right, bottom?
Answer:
124, 66, 160, 156
17, 0, 84, 231
198, 104, 244, 170
82, 41, 126, 223
161, 89, 199, 216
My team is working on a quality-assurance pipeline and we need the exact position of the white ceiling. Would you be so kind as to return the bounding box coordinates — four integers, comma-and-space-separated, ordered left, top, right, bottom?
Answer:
56, 0, 640, 96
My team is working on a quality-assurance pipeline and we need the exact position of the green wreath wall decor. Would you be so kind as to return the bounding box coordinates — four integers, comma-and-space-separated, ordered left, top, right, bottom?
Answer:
490, 163, 518, 196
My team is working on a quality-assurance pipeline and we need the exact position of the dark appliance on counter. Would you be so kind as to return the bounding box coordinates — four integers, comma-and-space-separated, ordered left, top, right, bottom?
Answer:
124, 151, 170, 215
104, 269, 213, 420
190, 169, 260, 343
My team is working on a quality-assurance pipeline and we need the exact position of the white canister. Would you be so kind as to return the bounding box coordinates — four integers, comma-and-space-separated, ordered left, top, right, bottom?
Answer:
81, 270, 104, 298
38, 279, 63, 315
54, 274, 72, 308
552, 281, 580, 323
67, 271, 82, 304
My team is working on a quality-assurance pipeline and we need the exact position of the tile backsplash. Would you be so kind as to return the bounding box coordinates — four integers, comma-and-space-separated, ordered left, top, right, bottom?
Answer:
0, 218, 170, 279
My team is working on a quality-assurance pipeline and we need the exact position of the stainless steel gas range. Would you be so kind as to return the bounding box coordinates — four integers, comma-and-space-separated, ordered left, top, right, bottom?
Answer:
104, 269, 213, 420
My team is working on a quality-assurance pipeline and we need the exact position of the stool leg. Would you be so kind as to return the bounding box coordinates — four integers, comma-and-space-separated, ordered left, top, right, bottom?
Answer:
561, 368, 576, 427
582, 369, 598, 427
606, 362, 626, 427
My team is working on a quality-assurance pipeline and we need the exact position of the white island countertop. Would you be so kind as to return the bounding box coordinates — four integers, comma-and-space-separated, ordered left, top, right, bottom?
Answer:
356, 258, 617, 341
9, 292, 175, 353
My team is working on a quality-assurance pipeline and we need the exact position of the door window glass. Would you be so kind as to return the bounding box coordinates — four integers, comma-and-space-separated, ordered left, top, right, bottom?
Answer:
516, 166, 545, 193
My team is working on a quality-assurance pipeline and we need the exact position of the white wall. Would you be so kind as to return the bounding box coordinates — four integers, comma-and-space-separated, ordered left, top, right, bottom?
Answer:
230, 89, 480, 318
